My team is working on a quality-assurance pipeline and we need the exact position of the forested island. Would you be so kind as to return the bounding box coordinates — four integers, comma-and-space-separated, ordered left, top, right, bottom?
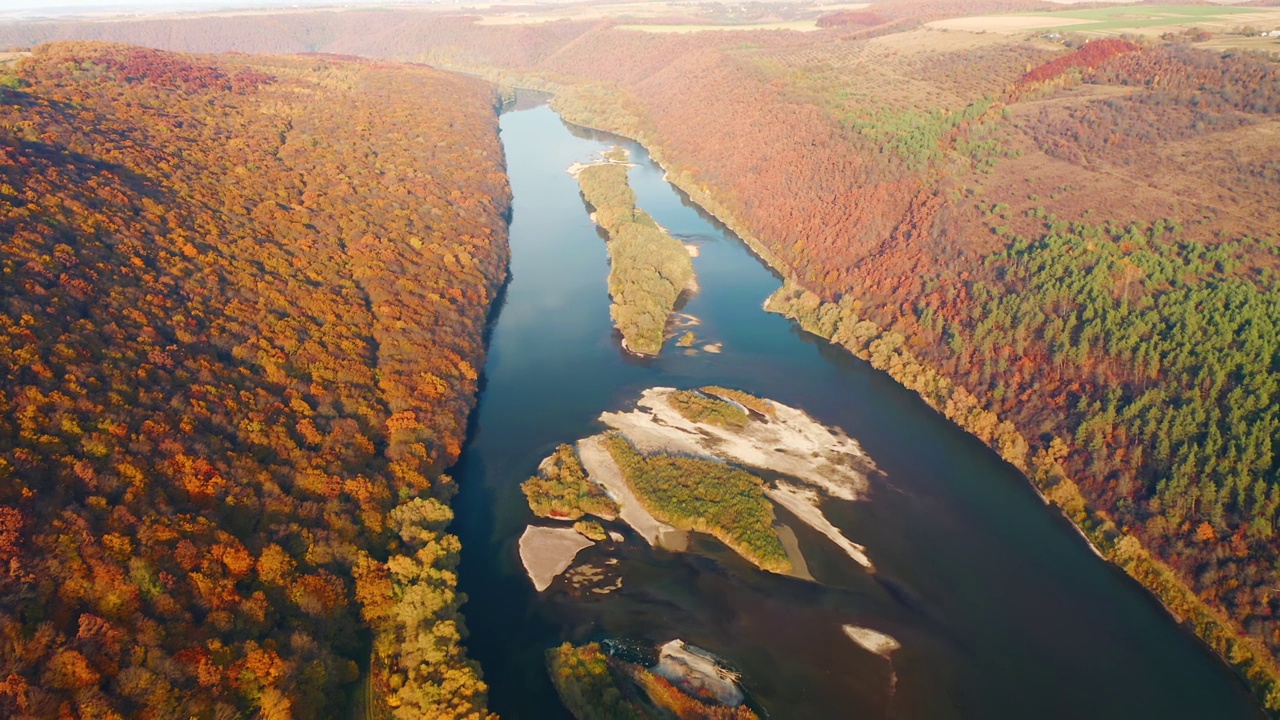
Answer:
573, 150, 695, 356
0, 43, 508, 718
548, 640, 757, 720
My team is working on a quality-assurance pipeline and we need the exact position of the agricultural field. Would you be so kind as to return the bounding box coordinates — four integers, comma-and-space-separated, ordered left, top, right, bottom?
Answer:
931, 4, 1280, 41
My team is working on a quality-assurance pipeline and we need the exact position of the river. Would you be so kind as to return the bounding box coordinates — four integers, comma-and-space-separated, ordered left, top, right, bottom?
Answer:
450, 97, 1261, 719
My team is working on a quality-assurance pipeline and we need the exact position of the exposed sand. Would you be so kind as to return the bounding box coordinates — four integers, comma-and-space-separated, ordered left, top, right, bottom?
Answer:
600, 387, 877, 570
775, 523, 814, 581
685, 243, 701, 257
767, 482, 873, 570
519, 525, 594, 592
701, 342, 722, 353
577, 434, 688, 550
843, 624, 901, 658
566, 156, 633, 179
844, 623, 901, 696
600, 387, 876, 501
654, 640, 745, 707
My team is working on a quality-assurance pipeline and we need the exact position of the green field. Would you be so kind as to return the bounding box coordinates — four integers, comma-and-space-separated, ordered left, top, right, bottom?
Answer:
1024, 4, 1265, 33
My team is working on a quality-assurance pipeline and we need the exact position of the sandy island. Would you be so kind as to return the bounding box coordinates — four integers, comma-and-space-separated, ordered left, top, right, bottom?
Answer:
768, 483, 873, 570
519, 525, 595, 592
599, 387, 878, 571
654, 640, 745, 707
601, 387, 876, 501
843, 624, 901, 658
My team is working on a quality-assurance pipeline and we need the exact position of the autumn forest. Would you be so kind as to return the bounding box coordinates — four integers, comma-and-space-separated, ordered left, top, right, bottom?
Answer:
2, 0, 1280, 717
1, 43, 508, 718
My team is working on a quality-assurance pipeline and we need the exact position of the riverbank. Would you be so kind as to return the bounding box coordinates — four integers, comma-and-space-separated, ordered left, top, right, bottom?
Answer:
538, 92, 1280, 711
455, 99, 1264, 719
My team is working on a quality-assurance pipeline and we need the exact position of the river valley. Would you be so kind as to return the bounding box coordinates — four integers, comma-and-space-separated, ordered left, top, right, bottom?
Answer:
449, 98, 1262, 719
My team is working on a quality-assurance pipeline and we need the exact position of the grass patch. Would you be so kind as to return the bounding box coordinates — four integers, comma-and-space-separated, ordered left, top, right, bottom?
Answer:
603, 434, 790, 573
523, 444, 620, 521
701, 386, 776, 418
669, 389, 749, 429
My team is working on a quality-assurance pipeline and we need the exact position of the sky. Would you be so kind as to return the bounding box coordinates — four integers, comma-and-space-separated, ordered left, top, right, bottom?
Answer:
1, 0, 451, 18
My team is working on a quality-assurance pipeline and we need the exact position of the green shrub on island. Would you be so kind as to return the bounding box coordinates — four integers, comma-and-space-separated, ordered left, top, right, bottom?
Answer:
577, 160, 695, 356
574, 519, 609, 541
701, 386, 776, 419
678, 331, 697, 347
548, 642, 759, 720
548, 643, 650, 720
602, 435, 790, 573
523, 444, 620, 521
669, 390, 749, 429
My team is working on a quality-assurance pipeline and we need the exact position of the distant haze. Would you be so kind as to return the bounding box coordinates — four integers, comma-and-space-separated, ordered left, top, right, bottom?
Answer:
1, 0, 457, 20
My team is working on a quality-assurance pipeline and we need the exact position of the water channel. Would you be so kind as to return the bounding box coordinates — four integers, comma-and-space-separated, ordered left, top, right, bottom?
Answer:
450, 98, 1260, 719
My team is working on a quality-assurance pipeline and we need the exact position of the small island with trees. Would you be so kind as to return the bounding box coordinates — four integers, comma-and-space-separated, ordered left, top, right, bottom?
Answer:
573, 148, 696, 356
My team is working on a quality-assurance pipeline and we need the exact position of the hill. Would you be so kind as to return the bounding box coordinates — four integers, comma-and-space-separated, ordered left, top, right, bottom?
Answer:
0, 42, 508, 719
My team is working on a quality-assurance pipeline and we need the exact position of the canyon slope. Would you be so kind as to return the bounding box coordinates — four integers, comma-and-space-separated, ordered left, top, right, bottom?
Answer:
0, 43, 508, 718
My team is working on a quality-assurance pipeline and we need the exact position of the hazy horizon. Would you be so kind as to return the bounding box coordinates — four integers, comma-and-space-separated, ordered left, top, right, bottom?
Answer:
0, 0, 465, 20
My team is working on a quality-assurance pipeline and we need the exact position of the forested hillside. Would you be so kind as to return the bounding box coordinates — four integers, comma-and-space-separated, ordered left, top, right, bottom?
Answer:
0, 42, 508, 718
513, 24, 1280, 710
1, 0, 1278, 712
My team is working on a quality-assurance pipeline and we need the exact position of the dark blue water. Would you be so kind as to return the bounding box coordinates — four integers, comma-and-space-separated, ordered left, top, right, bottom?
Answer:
451, 100, 1260, 719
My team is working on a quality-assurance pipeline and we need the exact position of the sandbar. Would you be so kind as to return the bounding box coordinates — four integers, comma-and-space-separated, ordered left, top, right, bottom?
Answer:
766, 482, 873, 570
519, 525, 594, 592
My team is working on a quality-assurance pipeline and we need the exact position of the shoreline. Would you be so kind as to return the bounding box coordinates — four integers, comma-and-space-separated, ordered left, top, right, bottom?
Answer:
766, 483, 873, 571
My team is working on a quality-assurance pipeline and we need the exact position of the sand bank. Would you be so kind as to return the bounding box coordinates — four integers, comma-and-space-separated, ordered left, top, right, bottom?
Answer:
600, 387, 876, 501
767, 482, 873, 570
775, 523, 814, 581
842, 624, 901, 658
519, 525, 594, 592
654, 640, 745, 707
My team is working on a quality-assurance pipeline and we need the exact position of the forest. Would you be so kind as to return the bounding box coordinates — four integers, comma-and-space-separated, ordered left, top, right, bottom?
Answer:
575, 158, 694, 356
321, 12, 1279, 710
0, 42, 508, 719
1, 0, 1279, 712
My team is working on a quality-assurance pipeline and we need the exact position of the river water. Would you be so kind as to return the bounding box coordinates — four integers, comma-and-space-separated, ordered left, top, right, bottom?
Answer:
450, 99, 1260, 719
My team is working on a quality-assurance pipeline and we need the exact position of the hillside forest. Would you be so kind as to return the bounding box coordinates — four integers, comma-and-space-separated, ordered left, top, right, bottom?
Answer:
0, 0, 1279, 713
0, 43, 509, 719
